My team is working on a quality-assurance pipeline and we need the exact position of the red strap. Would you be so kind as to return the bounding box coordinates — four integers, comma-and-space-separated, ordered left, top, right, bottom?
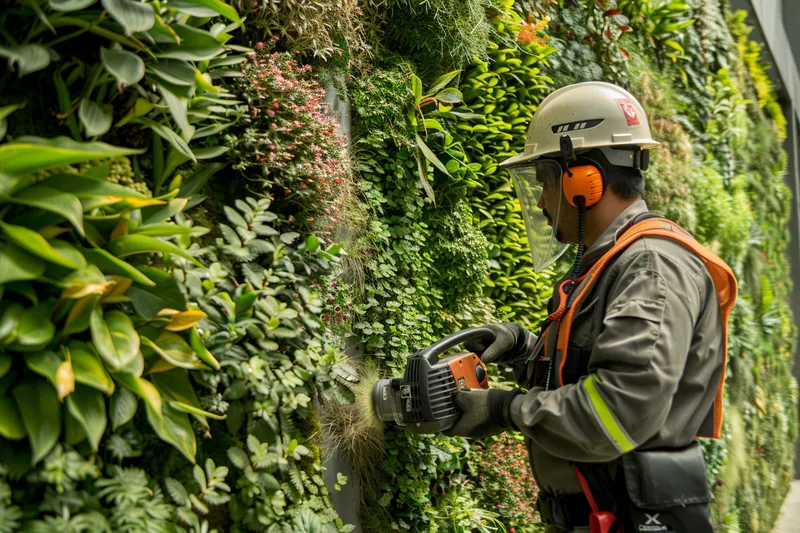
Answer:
573, 465, 600, 514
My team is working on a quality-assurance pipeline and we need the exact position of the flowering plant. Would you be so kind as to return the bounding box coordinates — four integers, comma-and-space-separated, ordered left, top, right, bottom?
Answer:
472, 434, 544, 533
227, 43, 353, 237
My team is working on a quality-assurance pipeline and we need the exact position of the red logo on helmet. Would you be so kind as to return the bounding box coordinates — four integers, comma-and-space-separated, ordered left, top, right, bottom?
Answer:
616, 98, 640, 126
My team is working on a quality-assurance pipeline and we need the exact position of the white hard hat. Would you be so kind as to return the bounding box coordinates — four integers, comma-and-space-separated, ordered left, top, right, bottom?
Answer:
501, 81, 660, 167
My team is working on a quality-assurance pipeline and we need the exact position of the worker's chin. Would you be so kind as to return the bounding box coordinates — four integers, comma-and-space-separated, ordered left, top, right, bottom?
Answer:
554, 230, 578, 245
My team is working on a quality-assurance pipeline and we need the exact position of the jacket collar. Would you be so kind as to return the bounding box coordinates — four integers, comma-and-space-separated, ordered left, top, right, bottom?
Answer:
578, 199, 649, 272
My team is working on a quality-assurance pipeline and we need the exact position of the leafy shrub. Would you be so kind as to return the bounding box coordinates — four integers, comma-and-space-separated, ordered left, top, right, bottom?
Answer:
377, 0, 495, 73
229, 0, 371, 68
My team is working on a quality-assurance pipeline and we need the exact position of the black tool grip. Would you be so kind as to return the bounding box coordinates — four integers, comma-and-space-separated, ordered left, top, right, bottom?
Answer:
418, 326, 498, 366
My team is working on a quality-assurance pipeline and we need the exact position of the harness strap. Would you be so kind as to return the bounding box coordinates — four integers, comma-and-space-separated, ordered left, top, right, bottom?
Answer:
553, 217, 738, 438
574, 465, 600, 514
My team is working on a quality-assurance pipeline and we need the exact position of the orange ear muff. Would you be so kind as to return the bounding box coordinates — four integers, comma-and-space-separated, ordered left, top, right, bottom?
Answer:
562, 165, 603, 207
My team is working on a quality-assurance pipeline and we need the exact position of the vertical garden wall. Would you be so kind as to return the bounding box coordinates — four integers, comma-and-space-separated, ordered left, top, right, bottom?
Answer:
0, 0, 795, 532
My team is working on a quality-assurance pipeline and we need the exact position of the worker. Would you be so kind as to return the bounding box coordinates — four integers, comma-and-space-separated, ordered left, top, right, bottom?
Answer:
442, 81, 737, 533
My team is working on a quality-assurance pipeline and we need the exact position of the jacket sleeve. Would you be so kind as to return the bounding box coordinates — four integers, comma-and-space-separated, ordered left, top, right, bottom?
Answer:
508, 248, 704, 462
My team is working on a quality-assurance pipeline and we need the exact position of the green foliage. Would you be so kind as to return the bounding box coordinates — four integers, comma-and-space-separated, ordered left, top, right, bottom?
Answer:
0, 137, 226, 528
346, 57, 494, 532
229, 0, 371, 68
453, 4, 556, 326
1, 0, 796, 532
375, 0, 495, 73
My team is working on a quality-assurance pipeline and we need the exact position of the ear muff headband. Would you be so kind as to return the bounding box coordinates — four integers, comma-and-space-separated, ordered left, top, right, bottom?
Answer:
562, 163, 603, 207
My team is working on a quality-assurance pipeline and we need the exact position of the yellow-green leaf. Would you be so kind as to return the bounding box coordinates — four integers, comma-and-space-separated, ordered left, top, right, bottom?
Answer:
163, 310, 206, 331
141, 334, 205, 370
69, 341, 115, 395
10, 185, 85, 236
0, 242, 46, 284
106, 234, 202, 266
0, 221, 78, 268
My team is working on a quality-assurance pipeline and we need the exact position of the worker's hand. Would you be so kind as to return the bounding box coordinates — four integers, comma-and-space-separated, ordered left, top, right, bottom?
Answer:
442, 389, 520, 439
464, 323, 537, 364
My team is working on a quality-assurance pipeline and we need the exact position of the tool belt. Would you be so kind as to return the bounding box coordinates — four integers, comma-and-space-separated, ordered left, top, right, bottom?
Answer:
541, 442, 714, 533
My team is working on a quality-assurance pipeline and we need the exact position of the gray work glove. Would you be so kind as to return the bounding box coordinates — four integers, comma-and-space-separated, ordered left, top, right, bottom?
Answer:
464, 323, 537, 364
441, 389, 520, 439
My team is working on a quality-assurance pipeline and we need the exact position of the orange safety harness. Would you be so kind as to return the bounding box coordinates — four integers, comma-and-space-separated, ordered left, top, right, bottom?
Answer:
540, 216, 738, 438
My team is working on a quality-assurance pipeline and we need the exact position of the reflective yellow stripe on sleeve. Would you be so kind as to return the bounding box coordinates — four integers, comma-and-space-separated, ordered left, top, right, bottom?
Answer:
583, 373, 636, 454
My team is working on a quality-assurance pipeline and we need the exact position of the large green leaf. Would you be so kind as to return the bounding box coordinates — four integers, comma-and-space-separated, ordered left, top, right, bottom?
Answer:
157, 24, 224, 61
25, 351, 75, 401
69, 341, 115, 395
135, 118, 194, 161
113, 373, 161, 413
172, 0, 239, 21
142, 334, 204, 370
426, 70, 460, 97
148, 59, 196, 91
39, 173, 154, 203
101, 0, 155, 35
11, 185, 84, 235
146, 403, 196, 463
101, 46, 145, 89
0, 243, 46, 284
0, 397, 25, 440
127, 267, 186, 318
49, 0, 97, 11
0, 303, 22, 343
0, 355, 11, 379
149, 369, 199, 406
434, 87, 463, 104
107, 311, 140, 367
106, 234, 202, 266
0, 221, 78, 268
0, 137, 143, 194
8, 300, 56, 352
81, 247, 156, 287
12, 379, 62, 464
49, 240, 88, 270
109, 386, 137, 430
79, 98, 113, 138
0, 45, 50, 77
141, 197, 189, 225
90, 307, 120, 369
66, 385, 106, 451
158, 86, 192, 138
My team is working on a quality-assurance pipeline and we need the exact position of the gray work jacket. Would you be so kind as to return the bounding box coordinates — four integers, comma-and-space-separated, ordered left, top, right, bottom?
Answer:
508, 199, 724, 494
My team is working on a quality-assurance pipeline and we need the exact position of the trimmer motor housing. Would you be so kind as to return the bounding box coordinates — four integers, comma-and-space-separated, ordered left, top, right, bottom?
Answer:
371, 327, 495, 434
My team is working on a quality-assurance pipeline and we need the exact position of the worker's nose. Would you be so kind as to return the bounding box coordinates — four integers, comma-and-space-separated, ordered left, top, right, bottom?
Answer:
538, 192, 546, 210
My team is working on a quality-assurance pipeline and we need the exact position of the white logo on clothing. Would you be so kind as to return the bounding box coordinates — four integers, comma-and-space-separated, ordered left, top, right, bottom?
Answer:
645, 514, 661, 525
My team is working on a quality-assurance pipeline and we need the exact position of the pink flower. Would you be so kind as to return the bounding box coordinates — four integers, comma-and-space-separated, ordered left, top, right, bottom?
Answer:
255, 42, 265, 50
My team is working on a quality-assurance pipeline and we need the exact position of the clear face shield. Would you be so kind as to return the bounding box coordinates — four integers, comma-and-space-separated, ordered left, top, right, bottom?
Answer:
508, 159, 570, 272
